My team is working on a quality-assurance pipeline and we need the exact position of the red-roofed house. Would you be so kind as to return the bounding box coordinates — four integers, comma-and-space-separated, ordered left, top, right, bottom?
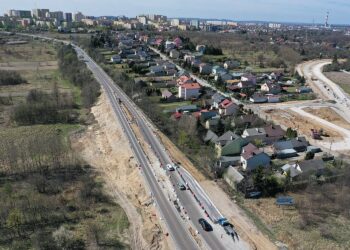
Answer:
179, 83, 201, 100
173, 37, 183, 48
219, 100, 239, 116
240, 143, 271, 171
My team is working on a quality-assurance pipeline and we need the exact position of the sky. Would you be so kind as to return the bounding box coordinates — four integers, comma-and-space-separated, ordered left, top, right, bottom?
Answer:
1, 0, 350, 24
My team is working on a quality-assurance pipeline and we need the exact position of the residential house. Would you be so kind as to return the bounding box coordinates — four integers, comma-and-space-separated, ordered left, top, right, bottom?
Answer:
169, 49, 180, 59
215, 72, 233, 82
296, 86, 312, 94
219, 100, 239, 116
224, 60, 240, 70
214, 131, 240, 147
281, 163, 303, 179
149, 65, 165, 76
211, 93, 226, 109
261, 82, 282, 94
175, 105, 199, 113
238, 80, 256, 90
178, 83, 201, 100
241, 143, 271, 171
203, 130, 219, 143
291, 137, 309, 152
249, 94, 268, 103
212, 66, 227, 75
173, 37, 182, 48
242, 127, 267, 142
264, 125, 285, 144
219, 137, 248, 157
282, 159, 326, 180
204, 115, 221, 130
241, 74, 257, 85
165, 40, 175, 50
110, 55, 121, 63
199, 63, 212, 75
161, 89, 177, 102
276, 149, 298, 159
218, 157, 241, 168
266, 94, 280, 103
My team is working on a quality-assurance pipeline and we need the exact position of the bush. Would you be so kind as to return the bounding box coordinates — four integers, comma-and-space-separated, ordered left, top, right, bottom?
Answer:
0, 70, 26, 86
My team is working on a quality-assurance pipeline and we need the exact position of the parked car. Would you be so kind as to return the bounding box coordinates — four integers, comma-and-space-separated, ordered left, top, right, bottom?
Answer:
166, 163, 175, 171
198, 218, 213, 231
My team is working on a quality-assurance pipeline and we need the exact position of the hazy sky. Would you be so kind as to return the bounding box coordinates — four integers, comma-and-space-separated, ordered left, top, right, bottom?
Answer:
1, 0, 350, 24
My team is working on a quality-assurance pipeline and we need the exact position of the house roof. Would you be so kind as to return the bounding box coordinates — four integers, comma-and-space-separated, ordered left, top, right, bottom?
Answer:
291, 137, 309, 148
211, 93, 226, 103
161, 89, 173, 98
264, 125, 285, 138
181, 82, 201, 90
221, 137, 248, 156
299, 159, 325, 173
215, 131, 239, 144
226, 166, 245, 183
244, 128, 266, 137
273, 140, 294, 151
281, 163, 302, 178
204, 130, 219, 143
241, 143, 263, 160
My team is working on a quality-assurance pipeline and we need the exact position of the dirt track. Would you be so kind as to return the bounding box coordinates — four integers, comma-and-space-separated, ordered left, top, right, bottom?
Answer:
71, 93, 169, 250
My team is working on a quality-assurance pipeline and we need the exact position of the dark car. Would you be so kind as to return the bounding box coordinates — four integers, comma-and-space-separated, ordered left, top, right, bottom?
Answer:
198, 218, 213, 231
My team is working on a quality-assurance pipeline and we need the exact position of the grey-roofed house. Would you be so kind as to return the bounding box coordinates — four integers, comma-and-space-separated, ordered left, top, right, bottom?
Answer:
264, 125, 285, 144
291, 137, 309, 152
211, 92, 226, 108
203, 130, 219, 144
214, 131, 240, 147
175, 105, 199, 113
276, 149, 298, 159
242, 127, 266, 142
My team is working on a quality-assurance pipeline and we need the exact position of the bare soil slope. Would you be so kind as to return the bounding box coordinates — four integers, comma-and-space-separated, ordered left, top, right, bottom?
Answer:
71, 93, 170, 250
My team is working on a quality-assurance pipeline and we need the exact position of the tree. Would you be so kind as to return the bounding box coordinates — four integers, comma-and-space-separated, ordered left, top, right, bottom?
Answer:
177, 130, 188, 150
305, 151, 315, 160
286, 127, 298, 139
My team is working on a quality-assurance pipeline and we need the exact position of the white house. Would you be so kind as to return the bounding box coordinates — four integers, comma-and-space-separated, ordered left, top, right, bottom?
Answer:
219, 100, 239, 116
110, 55, 121, 63
179, 82, 201, 100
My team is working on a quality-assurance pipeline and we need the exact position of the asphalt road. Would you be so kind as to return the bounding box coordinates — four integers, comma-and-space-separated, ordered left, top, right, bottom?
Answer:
4, 32, 248, 249
75, 47, 245, 250
73, 46, 201, 250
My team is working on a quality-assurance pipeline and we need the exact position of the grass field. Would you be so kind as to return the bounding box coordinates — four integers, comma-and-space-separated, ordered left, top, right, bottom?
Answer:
324, 71, 350, 95
0, 40, 57, 62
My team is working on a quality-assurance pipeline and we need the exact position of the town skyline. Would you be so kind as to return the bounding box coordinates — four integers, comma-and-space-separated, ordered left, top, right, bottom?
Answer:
2, 0, 350, 25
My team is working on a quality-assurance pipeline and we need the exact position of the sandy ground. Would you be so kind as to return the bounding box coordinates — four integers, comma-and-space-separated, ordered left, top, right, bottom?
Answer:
0, 61, 58, 71
71, 93, 170, 250
263, 108, 342, 140
303, 107, 350, 129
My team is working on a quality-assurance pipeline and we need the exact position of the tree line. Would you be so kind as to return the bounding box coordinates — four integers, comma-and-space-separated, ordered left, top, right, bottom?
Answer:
57, 45, 100, 108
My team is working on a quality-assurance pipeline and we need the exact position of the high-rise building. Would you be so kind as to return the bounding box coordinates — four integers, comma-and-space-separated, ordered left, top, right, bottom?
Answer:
137, 15, 148, 25
64, 13, 73, 22
49, 11, 64, 22
171, 18, 180, 26
190, 19, 199, 28
32, 9, 49, 19
73, 12, 84, 22
8, 10, 31, 18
